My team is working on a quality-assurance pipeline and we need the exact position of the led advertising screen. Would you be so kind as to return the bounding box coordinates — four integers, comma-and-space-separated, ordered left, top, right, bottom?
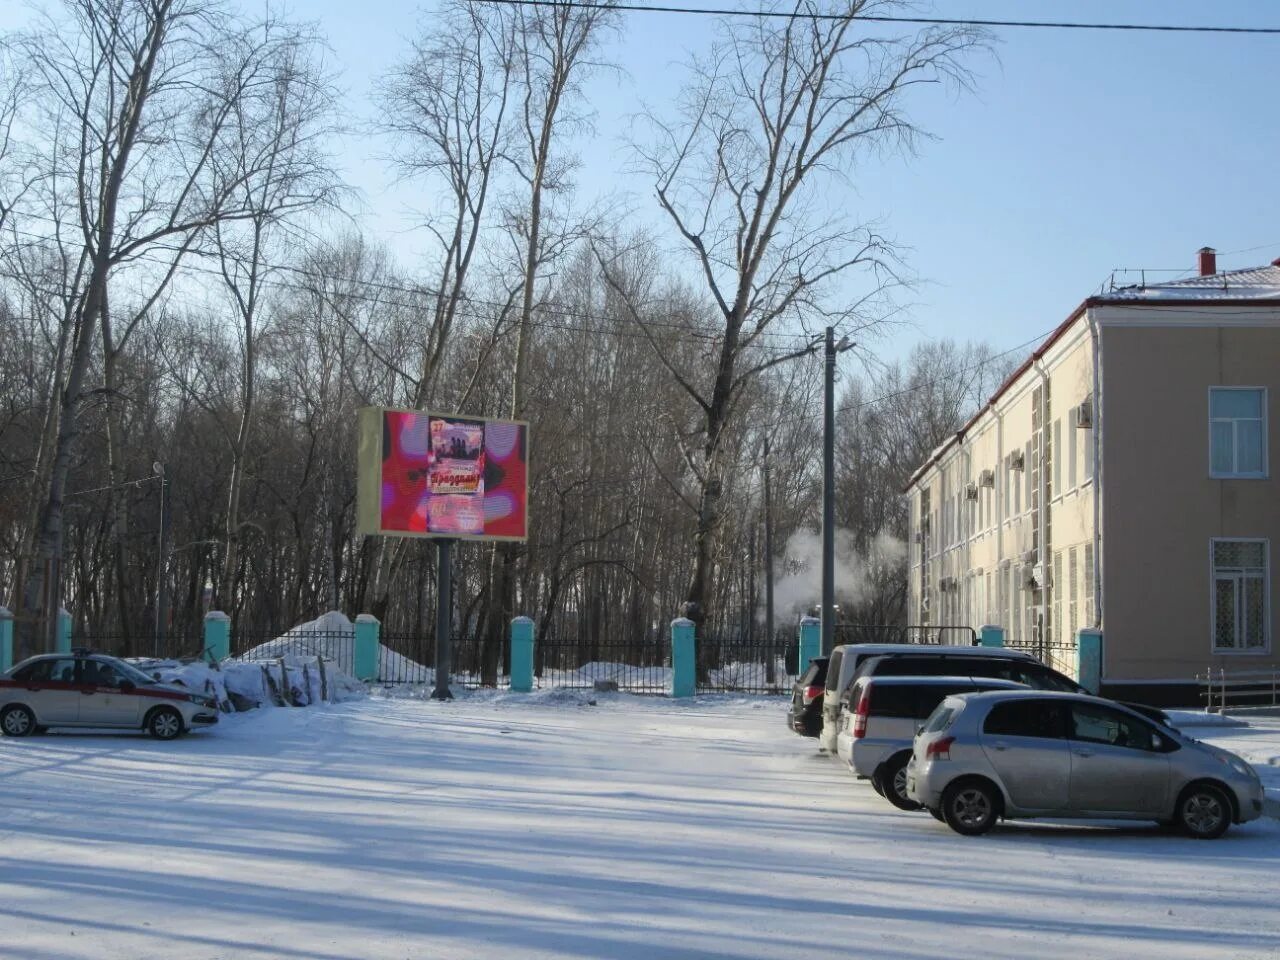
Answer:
357, 407, 528, 541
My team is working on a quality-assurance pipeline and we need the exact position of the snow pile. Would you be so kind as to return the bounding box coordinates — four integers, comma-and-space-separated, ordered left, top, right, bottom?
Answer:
236, 610, 428, 682
130, 649, 366, 713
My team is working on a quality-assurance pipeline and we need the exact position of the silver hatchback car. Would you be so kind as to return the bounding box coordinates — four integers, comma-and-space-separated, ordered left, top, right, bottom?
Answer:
0, 652, 218, 740
907, 690, 1264, 839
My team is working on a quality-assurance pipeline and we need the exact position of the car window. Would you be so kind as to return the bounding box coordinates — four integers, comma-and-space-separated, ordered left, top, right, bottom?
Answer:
827, 650, 843, 689
923, 702, 959, 734
1070, 703, 1157, 751
986, 661, 1080, 692
867, 684, 916, 718
799, 660, 827, 686
983, 699, 1068, 739
83, 660, 130, 687
17, 658, 79, 683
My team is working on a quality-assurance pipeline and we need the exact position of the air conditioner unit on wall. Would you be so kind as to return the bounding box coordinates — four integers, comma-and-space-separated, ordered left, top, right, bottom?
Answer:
1021, 549, 1036, 564
1075, 398, 1094, 429
1010, 451, 1025, 471
965, 482, 979, 501
979, 469, 995, 488
912, 531, 923, 544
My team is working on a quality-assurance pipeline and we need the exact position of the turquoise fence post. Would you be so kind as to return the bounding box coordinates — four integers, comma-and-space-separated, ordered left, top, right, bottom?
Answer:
979, 625, 1005, 648
797, 616, 820, 674
670, 617, 695, 698
1077, 629, 1103, 694
0, 606, 12, 673
56, 607, 72, 653
353, 614, 380, 682
204, 611, 231, 663
510, 617, 534, 692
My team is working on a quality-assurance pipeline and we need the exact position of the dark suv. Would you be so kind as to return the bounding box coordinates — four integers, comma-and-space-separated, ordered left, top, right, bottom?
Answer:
845, 653, 1170, 726
787, 656, 828, 737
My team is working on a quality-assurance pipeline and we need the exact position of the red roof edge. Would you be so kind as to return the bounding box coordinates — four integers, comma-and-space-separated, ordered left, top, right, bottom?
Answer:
902, 298, 1094, 494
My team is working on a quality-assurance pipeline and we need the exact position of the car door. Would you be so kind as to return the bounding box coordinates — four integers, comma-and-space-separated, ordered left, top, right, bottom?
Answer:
1067, 702, 1171, 815
979, 698, 1072, 812
77, 659, 144, 727
13, 658, 82, 724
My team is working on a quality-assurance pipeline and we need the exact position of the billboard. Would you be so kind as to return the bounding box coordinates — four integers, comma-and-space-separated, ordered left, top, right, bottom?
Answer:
357, 407, 528, 541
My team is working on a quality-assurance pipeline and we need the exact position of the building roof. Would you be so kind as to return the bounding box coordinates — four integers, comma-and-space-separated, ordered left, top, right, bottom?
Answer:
904, 259, 1280, 492
1096, 263, 1280, 302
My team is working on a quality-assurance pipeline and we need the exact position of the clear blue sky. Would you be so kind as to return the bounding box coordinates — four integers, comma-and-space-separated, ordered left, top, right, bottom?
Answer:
6, 0, 1279, 365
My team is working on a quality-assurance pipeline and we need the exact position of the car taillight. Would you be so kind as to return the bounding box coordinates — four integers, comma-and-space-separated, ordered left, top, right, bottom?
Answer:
852, 689, 870, 739
925, 736, 955, 761
802, 685, 823, 704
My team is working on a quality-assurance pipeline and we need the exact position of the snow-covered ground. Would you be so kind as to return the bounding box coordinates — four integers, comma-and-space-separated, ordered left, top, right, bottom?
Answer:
1, 694, 1279, 960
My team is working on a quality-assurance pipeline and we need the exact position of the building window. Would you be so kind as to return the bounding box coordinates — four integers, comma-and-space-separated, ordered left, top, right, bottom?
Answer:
1209, 387, 1266, 478
1068, 547, 1078, 641
1067, 420, 1078, 491
1052, 419, 1062, 497
1211, 539, 1268, 653
1084, 543, 1095, 626
1052, 551, 1063, 644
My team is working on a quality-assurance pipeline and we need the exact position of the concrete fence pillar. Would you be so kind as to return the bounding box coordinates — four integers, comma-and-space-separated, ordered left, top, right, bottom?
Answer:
204, 611, 231, 663
670, 617, 695, 698
1077, 629, 1103, 694
510, 617, 534, 692
56, 607, 72, 654
979, 625, 1005, 648
797, 617, 820, 675
0, 606, 13, 673
354, 614, 380, 682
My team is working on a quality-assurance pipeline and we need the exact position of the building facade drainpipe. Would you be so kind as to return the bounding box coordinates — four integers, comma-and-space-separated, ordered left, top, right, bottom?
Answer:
1088, 307, 1105, 629
1033, 359, 1051, 651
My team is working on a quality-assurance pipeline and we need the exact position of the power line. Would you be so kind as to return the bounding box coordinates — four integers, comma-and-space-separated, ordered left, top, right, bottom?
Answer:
471, 0, 1280, 35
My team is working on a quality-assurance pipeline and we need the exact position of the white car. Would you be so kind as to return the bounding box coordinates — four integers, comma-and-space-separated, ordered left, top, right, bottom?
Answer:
0, 652, 218, 739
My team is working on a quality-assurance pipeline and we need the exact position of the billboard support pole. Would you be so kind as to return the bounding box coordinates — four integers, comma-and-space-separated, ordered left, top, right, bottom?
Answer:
431, 538, 455, 700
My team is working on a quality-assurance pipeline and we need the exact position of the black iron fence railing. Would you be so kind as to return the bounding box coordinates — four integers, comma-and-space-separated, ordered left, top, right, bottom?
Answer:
232, 630, 356, 674
695, 636, 794, 694
73, 634, 206, 661
1004, 640, 1078, 678
833, 624, 978, 647
535, 636, 669, 694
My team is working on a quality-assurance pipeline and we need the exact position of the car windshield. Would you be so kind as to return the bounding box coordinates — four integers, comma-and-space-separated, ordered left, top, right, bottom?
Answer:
100, 657, 158, 686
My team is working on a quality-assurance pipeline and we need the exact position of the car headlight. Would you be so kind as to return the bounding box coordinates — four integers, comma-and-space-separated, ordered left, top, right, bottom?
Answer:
1219, 753, 1257, 780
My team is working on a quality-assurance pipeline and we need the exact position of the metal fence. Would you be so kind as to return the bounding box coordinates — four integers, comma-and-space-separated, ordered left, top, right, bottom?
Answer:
833, 624, 978, 647
74, 634, 206, 661
233, 630, 356, 674
1004, 641, 1078, 678
696, 635, 794, 694
1200, 667, 1280, 713
535, 636, 669, 694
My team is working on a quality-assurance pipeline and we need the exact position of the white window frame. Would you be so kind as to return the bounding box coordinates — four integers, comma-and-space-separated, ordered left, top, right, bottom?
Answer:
1209, 537, 1270, 655
1208, 386, 1268, 480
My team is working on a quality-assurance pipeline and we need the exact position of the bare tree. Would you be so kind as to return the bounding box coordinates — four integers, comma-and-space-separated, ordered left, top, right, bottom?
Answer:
212, 17, 344, 618
609, 0, 986, 628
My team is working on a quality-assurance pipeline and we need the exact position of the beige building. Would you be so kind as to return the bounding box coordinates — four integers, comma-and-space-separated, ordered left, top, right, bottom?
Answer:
905, 249, 1280, 705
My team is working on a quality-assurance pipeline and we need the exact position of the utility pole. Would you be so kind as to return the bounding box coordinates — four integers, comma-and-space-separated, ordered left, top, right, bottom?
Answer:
431, 539, 455, 700
822, 327, 836, 656
763, 437, 774, 650
822, 327, 853, 656
154, 462, 170, 658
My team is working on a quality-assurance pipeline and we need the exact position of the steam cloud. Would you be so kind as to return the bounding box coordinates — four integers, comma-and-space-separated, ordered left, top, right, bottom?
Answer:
770, 528, 906, 621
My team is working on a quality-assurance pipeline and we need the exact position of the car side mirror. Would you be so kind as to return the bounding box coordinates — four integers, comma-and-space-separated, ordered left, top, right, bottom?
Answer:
151, 672, 162, 682
119, 680, 135, 693
915, 724, 926, 736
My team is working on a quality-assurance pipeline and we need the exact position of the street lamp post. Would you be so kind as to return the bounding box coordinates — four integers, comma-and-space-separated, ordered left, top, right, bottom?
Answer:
153, 462, 170, 658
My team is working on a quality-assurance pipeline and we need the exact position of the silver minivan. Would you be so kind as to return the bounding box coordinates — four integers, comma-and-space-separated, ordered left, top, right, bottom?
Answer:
836, 676, 1025, 809
817, 644, 1040, 754
907, 690, 1265, 838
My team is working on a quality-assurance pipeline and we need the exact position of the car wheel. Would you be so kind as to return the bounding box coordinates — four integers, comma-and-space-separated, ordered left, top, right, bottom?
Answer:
146, 706, 184, 741
875, 754, 922, 811
0, 704, 36, 738
941, 778, 1000, 836
1176, 783, 1231, 840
